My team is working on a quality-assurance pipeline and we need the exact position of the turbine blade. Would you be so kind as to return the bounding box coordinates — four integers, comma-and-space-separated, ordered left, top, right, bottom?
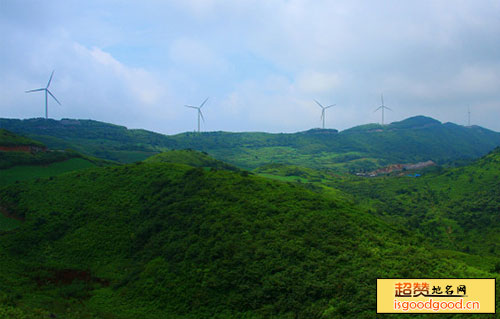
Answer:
184, 105, 198, 109
385, 106, 393, 111
381, 94, 384, 105
325, 104, 336, 109
374, 106, 382, 112
314, 99, 324, 109
199, 110, 205, 122
47, 70, 55, 88
199, 97, 209, 108
47, 90, 61, 105
25, 88, 45, 93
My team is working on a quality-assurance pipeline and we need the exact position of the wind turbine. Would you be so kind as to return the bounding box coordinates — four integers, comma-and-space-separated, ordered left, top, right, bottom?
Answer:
374, 94, 392, 125
314, 99, 335, 129
25, 70, 61, 119
185, 97, 208, 133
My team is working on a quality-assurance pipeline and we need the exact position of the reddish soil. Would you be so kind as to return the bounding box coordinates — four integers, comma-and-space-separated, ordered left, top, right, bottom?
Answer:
0, 206, 24, 221
35, 269, 109, 287
0, 145, 46, 153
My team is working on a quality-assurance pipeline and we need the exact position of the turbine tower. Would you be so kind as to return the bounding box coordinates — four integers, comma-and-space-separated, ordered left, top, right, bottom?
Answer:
185, 97, 208, 133
25, 70, 61, 119
314, 100, 335, 129
374, 94, 392, 125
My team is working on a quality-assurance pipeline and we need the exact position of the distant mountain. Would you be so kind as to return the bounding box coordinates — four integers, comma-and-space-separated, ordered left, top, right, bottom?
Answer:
0, 118, 164, 163
1, 116, 499, 171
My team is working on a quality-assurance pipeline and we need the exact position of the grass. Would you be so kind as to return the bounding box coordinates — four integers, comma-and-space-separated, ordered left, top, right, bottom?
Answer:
0, 158, 98, 187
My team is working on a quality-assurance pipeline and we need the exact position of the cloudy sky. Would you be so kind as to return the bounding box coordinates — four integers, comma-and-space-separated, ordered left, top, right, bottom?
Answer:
1, 0, 500, 134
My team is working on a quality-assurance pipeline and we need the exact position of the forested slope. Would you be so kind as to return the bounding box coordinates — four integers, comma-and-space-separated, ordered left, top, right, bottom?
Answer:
0, 159, 496, 318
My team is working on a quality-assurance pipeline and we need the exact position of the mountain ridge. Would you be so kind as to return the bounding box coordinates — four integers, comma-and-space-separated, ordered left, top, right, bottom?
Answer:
2, 115, 496, 135
1, 116, 499, 171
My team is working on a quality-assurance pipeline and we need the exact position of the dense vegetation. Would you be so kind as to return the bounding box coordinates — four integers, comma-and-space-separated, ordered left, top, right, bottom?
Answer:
254, 148, 500, 275
144, 149, 238, 171
1, 120, 500, 317
2, 116, 499, 171
0, 158, 497, 318
327, 147, 500, 261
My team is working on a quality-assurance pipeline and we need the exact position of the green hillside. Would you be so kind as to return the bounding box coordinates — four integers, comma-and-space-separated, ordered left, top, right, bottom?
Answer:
330, 147, 500, 258
0, 158, 99, 187
256, 147, 500, 273
0, 160, 495, 318
0, 129, 114, 186
0, 118, 162, 163
144, 149, 238, 171
0, 129, 44, 147
1, 116, 499, 171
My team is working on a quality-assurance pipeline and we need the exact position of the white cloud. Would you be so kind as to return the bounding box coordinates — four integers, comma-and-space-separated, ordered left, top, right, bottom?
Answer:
2, 0, 500, 133
453, 65, 500, 95
169, 38, 227, 72
295, 71, 341, 94
88, 46, 164, 105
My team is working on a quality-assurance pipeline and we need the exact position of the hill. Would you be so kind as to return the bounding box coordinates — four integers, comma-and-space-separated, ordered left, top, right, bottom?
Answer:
331, 147, 500, 258
0, 129, 113, 186
258, 146, 500, 271
0, 118, 164, 163
0, 129, 45, 148
1, 116, 500, 171
144, 149, 238, 171
0, 160, 495, 318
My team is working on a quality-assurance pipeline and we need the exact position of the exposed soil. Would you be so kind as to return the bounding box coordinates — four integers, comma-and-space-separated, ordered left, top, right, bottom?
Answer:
0, 145, 46, 153
35, 269, 109, 287
0, 205, 24, 221
356, 160, 436, 177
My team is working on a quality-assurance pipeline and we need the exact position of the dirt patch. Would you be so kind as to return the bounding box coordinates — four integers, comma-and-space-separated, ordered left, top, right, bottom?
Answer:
35, 269, 109, 287
0, 206, 24, 221
0, 145, 46, 153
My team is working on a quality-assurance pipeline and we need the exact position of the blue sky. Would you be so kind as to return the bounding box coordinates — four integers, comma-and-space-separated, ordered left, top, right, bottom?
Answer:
1, 0, 500, 134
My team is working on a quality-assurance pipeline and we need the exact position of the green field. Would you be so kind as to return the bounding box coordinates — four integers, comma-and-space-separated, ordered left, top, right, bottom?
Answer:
0, 158, 98, 187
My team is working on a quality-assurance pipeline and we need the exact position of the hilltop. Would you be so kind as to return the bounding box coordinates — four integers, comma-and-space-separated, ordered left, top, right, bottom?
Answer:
144, 149, 238, 171
1, 116, 499, 172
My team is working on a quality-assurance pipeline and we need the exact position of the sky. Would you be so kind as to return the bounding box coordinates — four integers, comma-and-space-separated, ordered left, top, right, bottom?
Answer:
1, 0, 500, 134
